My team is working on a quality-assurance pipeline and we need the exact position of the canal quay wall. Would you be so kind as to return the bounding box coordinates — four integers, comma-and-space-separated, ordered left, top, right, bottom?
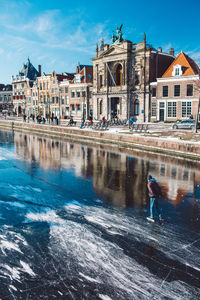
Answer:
1, 120, 200, 161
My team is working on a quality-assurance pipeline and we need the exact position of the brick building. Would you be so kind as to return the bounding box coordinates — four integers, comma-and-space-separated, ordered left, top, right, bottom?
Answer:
59, 64, 93, 120
150, 52, 200, 122
91, 27, 175, 122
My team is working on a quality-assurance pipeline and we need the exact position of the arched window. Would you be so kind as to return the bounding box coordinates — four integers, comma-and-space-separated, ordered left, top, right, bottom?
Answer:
116, 64, 123, 86
134, 100, 139, 116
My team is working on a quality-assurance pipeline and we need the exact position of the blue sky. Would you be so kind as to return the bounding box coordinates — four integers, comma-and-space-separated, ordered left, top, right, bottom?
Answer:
0, 0, 200, 83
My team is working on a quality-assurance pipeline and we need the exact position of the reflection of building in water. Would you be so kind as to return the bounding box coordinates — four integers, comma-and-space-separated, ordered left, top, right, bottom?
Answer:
148, 160, 200, 205
92, 150, 149, 208
14, 132, 149, 207
0, 130, 14, 145
13, 131, 200, 209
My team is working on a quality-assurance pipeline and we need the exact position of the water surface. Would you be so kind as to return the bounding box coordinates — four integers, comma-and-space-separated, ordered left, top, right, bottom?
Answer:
0, 130, 199, 299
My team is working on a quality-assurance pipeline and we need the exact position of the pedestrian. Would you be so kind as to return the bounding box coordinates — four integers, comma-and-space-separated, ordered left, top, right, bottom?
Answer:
89, 115, 93, 125
147, 175, 163, 222
69, 116, 73, 126
102, 116, 105, 125
55, 116, 58, 125
80, 117, 85, 129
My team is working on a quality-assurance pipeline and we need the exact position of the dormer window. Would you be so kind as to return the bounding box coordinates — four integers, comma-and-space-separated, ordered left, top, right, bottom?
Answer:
172, 64, 183, 77
175, 68, 179, 76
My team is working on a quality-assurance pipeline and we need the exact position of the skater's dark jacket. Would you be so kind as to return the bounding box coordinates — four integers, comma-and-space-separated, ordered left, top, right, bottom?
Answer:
147, 179, 162, 198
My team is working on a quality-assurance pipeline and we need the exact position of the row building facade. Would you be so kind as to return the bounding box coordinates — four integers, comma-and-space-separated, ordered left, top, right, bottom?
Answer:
10, 27, 200, 123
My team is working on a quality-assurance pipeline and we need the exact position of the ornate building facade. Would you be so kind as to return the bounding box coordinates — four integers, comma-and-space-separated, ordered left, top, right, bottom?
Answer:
91, 27, 175, 122
12, 58, 40, 115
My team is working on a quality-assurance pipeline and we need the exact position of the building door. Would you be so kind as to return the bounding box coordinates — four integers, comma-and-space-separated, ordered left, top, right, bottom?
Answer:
159, 102, 165, 121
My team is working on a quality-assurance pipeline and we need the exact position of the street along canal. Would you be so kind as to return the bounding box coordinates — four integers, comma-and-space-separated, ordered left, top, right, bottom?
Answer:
0, 130, 199, 299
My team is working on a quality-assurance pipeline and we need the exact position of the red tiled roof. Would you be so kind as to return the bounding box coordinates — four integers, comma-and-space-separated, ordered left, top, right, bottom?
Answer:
162, 52, 199, 78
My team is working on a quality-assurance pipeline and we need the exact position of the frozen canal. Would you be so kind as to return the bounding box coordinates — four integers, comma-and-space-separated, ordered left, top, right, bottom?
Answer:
0, 130, 199, 299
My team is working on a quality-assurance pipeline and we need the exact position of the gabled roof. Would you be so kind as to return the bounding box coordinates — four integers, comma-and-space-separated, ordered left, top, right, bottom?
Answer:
55, 74, 74, 82
162, 52, 199, 78
19, 58, 39, 80
72, 64, 93, 84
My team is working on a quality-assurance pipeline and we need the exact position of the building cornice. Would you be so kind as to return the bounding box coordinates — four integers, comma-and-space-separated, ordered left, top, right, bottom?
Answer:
157, 75, 199, 82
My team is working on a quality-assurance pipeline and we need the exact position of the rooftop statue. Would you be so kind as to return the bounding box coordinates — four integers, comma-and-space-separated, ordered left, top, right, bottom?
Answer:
112, 24, 123, 44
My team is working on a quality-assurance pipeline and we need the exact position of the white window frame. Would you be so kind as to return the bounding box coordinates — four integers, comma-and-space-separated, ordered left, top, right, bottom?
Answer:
167, 101, 177, 118
151, 102, 156, 117
181, 101, 192, 118
172, 64, 183, 77
173, 85, 181, 97
186, 84, 193, 97
162, 85, 169, 98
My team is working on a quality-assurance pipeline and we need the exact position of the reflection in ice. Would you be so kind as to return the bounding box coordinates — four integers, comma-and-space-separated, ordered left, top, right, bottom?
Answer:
0, 130, 199, 298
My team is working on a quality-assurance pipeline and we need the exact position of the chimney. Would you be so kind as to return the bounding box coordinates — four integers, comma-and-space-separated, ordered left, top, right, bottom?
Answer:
169, 48, 174, 56
158, 47, 162, 53
38, 65, 41, 76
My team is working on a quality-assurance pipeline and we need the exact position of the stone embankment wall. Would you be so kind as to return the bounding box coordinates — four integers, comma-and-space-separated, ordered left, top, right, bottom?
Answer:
0, 120, 200, 160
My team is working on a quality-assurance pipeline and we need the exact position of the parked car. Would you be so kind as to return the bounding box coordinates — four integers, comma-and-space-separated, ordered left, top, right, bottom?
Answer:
172, 120, 200, 129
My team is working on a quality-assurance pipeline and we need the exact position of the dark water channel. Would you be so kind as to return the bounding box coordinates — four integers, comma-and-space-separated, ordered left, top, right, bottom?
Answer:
0, 130, 199, 299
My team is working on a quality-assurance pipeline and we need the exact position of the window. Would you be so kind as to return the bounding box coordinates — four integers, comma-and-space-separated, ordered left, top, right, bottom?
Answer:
52, 97, 54, 103
51, 88, 54, 93
47, 82, 49, 89
82, 90, 86, 97
187, 84, 193, 96
100, 100, 103, 114
182, 102, 192, 118
71, 90, 75, 98
65, 96, 69, 104
61, 96, 64, 104
100, 75, 103, 87
174, 85, 180, 97
116, 64, 123, 86
56, 97, 59, 104
44, 95, 46, 102
134, 100, 140, 115
162, 86, 168, 97
77, 104, 81, 111
183, 170, 189, 181
53, 78, 56, 84
43, 82, 46, 90
175, 68, 179, 76
40, 83, 42, 90
71, 104, 75, 111
168, 102, 177, 117
151, 102, 156, 117
65, 87, 68, 93
76, 90, 80, 98
152, 88, 156, 97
